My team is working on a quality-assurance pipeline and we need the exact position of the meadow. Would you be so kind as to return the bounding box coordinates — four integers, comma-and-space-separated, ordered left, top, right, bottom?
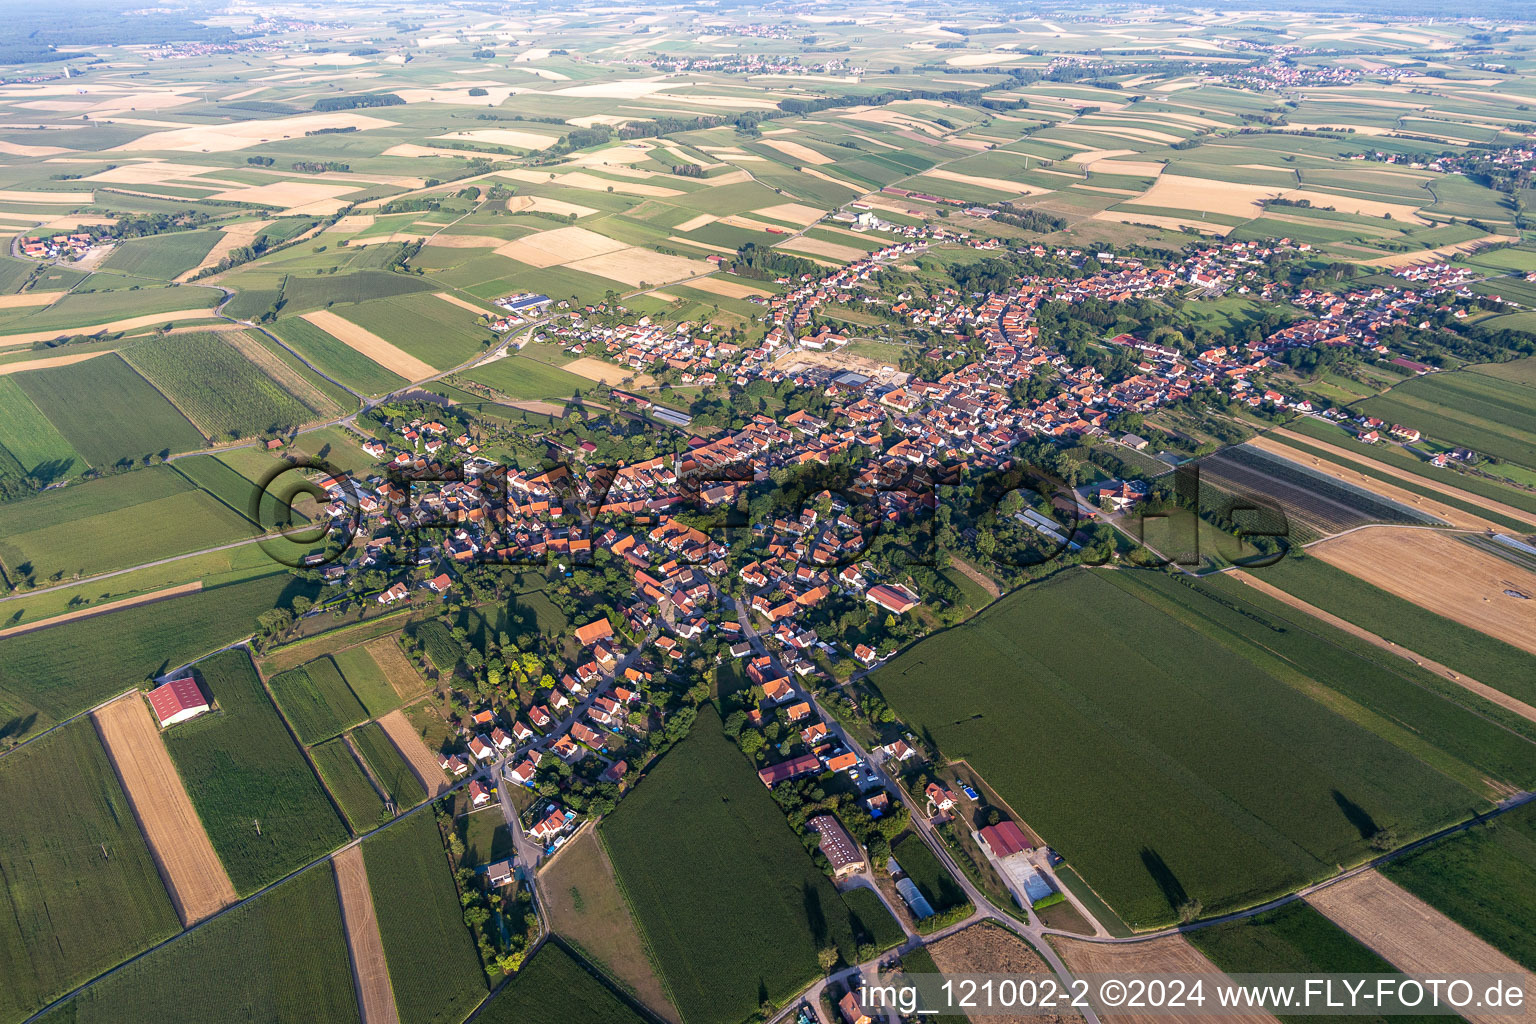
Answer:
1249, 553, 1536, 705
101, 230, 221, 280
472, 942, 650, 1024
1187, 902, 1440, 1024
36, 861, 359, 1024
164, 649, 347, 893
0, 720, 180, 1024
843, 886, 905, 952
870, 569, 1518, 929
12, 353, 204, 467
336, 292, 492, 371
409, 618, 463, 673
461, 353, 604, 401
1382, 801, 1536, 971
0, 572, 315, 744
601, 704, 868, 1024
310, 735, 390, 832
122, 331, 326, 440
0, 375, 82, 482
332, 643, 408, 716
352, 720, 428, 810
267, 656, 369, 744
1357, 371, 1536, 471
894, 835, 970, 914
362, 810, 488, 1024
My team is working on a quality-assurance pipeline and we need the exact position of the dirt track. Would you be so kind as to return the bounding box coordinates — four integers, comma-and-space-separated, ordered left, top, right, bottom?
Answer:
334, 846, 400, 1024
1227, 569, 1536, 728
378, 709, 449, 798
0, 582, 201, 638
93, 694, 236, 925
1310, 527, 1536, 658
1306, 871, 1531, 1024
1054, 933, 1277, 1024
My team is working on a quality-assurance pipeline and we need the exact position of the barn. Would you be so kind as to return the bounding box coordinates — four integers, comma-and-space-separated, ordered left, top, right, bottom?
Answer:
147, 677, 211, 728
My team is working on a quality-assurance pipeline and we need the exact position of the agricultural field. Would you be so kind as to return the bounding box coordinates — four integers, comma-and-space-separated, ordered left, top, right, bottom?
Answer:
310, 736, 390, 832
268, 315, 408, 398
458, 352, 599, 402
100, 230, 221, 280
266, 656, 369, 745
1381, 801, 1536, 971
331, 641, 413, 717
121, 330, 337, 440
362, 810, 488, 1024
0, 572, 316, 745
601, 704, 872, 1024
0, 720, 180, 1024
10, 353, 204, 467
352, 720, 429, 810
893, 834, 970, 915
473, 942, 650, 1024
35, 861, 359, 1024
870, 569, 1530, 929
0, 375, 82, 484
1356, 371, 1536, 471
163, 649, 348, 893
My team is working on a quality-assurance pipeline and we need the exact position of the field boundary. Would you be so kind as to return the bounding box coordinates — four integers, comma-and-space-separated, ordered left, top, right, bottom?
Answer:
333, 845, 401, 1024
0, 581, 202, 638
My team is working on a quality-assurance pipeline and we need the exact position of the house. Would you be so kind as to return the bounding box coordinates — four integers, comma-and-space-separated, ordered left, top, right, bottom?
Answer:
147, 677, 210, 728
839, 991, 872, 1024
508, 757, 540, 786
468, 734, 495, 763
762, 678, 793, 704
574, 618, 614, 647
427, 572, 453, 593
601, 759, 628, 785
757, 753, 822, 787
786, 701, 812, 722
853, 643, 878, 665
439, 753, 470, 777
882, 739, 917, 762
490, 727, 514, 752
377, 582, 409, 604
469, 780, 491, 807
809, 815, 866, 878
485, 859, 515, 888
926, 781, 957, 811
529, 807, 573, 841
865, 583, 920, 614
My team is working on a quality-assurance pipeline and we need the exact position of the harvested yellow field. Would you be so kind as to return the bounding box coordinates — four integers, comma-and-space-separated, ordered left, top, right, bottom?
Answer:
675, 213, 718, 232
682, 276, 772, 300
423, 234, 506, 249
1092, 209, 1231, 235
329, 214, 376, 233
1067, 123, 1184, 144
562, 357, 654, 387
752, 202, 827, 226
432, 291, 493, 315
208, 181, 359, 215
0, 140, 70, 157
1310, 527, 1536, 657
382, 143, 492, 160
434, 128, 557, 151
495, 225, 629, 268
1093, 160, 1167, 177
333, 846, 400, 1024
1124, 174, 1286, 218
363, 637, 428, 700
0, 310, 217, 348
1055, 934, 1276, 1024
93, 694, 237, 926
499, 168, 682, 198
115, 113, 398, 153
377, 709, 449, 798
0, 189, 93, 204
178, 219, 271, 282
85, 160, 219, 185
666, 236, 737, 255
504, 194, 597, 218
1281, 188, 1426, 224
301, 309, 438, 381
1362, 234, 1518, 267
1307, 871, 1529, 1024
775, 237, 867, 262
0, 290, 64, 309
567, 248, 712, 287
758, 138, 833, 165
923, 168, 1050, 195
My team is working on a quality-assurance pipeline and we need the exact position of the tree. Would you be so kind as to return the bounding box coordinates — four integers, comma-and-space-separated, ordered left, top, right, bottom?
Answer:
256, 608, 293, 637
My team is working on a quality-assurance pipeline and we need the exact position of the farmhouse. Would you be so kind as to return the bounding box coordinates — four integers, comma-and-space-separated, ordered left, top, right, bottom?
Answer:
807, 814, 866, 878
757, 752, 821, 787
865, 583, 920, 614
574, 618, 614, 646
978, 821, 1057, 909
147, 677, 211, 728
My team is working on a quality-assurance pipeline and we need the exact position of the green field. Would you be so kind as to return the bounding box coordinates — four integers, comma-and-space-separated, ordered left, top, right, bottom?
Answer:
1382, 801, 1536, 971
601, 704, 871, 1024
269, 315, 408, 397
122, 332, 326, 440
870, 569, 1523, 929
842, 886, 905, 952
12, 353, 204, 467
337, 292, 491, 371
331, 643, 407, 716
165, 649, 347, 893
310, 736, 390, 832
363, 810, 488, 1024
101, 230, 221, 280
1356, 371, 1536, 470
1249, 553, 1536, 705
0, 375, 83, 483
460, 353, 601, 401
1472, 355, 1536, 388
893, 835, 969, 914
37, 861, 359, 1024
352, 720, 428, 809
0, 572, 316, 743
472, 942, 649, 1024
0, 720, 180, 1024
1187, 902, 1440, 1024
267, 657, 369, 744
